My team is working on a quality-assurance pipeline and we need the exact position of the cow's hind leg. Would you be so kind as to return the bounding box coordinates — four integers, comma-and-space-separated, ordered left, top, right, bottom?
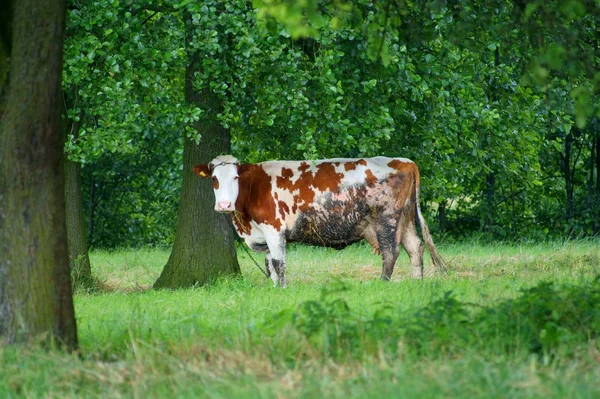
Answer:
376, 219, 400, 281
402, 221, 425, 279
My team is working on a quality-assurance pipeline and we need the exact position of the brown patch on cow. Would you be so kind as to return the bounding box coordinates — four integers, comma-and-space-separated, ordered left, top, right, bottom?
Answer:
276, 167, 295, 190
388, 159, 413, 174
212, 176, 219, 190
364, 168, 378, 186
313, 162, 343, 192
235, 164, 282, 232
357, 159, 367, 166
293, 171, 316, 212
344, 162, 357, 171
298, 162, 310, 173
278, 200, 290, 220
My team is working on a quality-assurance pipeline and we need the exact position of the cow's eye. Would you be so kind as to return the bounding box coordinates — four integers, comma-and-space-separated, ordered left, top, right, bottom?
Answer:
234, 176, 239, 180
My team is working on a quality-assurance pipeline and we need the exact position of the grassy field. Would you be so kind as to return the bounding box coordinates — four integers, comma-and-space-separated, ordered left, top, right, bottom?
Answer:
1, 240, 600, 398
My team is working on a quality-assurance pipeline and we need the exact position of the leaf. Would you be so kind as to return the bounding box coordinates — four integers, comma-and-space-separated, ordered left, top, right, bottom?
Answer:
524, 3, 539, 18
546, 44, 566, 70
381, 46, 390, 66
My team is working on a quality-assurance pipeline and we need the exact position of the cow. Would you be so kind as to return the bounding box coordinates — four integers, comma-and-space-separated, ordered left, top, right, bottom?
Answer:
194, 155, 447, 287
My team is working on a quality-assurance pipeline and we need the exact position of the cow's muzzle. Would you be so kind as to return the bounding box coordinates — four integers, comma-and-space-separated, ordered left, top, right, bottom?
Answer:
216, 201, 234, 212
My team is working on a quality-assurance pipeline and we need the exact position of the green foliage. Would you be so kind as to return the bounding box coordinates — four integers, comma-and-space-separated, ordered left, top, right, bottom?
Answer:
268, 278, 600, 360
82, 130, 182, 248
60, 0, 600, 248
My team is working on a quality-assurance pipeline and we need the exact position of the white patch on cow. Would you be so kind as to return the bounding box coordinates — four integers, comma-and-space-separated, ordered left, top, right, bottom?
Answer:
261, 224, 285, 258
210, 156, 240, 212
211, 154, 239, 165
237, 220, 267, 249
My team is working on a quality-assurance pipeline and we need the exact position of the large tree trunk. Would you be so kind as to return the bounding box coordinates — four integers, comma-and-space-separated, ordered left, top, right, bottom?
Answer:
0, 0, 77, 348
154, 42, 241, 289
65, 156, 94, 289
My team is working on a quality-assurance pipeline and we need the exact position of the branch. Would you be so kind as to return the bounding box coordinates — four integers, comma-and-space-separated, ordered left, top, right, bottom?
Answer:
141, 10, 160, 26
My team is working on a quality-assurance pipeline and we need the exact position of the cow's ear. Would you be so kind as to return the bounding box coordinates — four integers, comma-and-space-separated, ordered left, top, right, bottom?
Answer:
238, 163, 252, 176
193, 164, 211, 178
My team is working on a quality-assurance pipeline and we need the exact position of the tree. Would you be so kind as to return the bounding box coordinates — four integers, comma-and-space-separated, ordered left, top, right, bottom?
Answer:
154, 9, 241, 288
64, 109, 93, 289
0, 0, 77, 348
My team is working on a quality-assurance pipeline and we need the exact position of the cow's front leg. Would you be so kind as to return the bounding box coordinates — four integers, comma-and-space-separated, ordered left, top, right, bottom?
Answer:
265, 233, 287, 288
265, 252, 279, 286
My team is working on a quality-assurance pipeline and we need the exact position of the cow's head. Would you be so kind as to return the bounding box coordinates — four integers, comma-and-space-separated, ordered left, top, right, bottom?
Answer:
193, 155, 240, 213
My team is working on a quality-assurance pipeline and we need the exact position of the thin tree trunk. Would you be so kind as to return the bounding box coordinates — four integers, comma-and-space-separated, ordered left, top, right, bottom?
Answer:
65, 155, 94, 289
484, 172, 495, 233
154, 27, 241, 288
0, 0, 77, 348
558, 132, 574, 227
596, 136, 600, 194
563, 134, 574, 224
589, 131, 595, 235
88, 173, 95, 243
438, 200, 447, 233
595, 134, 600, 235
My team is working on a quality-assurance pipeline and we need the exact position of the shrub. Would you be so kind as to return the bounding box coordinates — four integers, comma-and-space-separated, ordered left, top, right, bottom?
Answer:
265, 277, 600, 361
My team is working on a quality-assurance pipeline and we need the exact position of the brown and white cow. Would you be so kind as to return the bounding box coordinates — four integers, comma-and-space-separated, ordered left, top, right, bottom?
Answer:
194, 155, 447, 287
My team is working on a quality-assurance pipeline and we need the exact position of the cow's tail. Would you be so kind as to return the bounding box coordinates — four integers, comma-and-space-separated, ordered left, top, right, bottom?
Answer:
414, 169, 448, 273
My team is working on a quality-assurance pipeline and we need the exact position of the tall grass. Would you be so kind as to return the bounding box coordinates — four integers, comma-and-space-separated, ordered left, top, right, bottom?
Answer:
1, 240, 599, 398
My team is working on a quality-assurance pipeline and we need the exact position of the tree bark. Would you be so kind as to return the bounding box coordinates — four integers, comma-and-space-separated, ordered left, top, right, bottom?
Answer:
0, 0, 77, 348
154, 33, 241, 289
0, 2, 11, 107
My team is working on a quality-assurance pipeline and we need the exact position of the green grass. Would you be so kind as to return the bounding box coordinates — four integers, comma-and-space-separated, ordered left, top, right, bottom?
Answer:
2, 240, 600, 398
